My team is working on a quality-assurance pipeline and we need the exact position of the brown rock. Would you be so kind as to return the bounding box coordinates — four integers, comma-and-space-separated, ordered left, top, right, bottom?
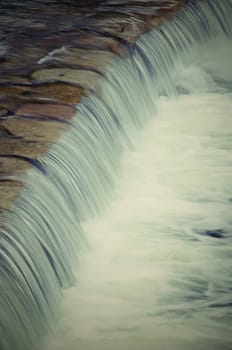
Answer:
32, 68, 100, 89
1, 117, 68, 142
15, 103, 75, 120
32, 83, 85, 104
0, 156, 30, 175
0, 83, 85, 105
40, 48, 115, 72
0, 181, 22, 211
0, 0, 185, 213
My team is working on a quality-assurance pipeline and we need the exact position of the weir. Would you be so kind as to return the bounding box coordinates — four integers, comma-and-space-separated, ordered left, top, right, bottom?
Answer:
0, 1, 232, 349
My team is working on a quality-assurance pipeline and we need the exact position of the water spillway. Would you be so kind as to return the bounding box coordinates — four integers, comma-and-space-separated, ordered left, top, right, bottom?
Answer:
1, 1, 232, 349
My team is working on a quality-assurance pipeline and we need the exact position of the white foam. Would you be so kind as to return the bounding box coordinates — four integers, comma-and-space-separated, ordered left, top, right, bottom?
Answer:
38, 35, 232, 350
1, 1, 232, 349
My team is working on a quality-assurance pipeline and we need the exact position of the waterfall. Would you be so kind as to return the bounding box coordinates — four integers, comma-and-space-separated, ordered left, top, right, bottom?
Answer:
0, 1, 232, 349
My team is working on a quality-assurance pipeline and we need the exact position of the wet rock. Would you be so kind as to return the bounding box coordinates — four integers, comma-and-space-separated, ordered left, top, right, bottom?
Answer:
38, 48, 115, 72
0, 0, 184, 212
0, 139, 48, 156
1, 118, 68, 142
32, 68, 101, 89
0, 180, 22, 211
15, 103, 75, 120
70, 35, 124, 54
0, 83, 84, 104
0, 124, 14, 137
33, 83, 85, 104
0, 156, 30, 175
0, 107, 8, 117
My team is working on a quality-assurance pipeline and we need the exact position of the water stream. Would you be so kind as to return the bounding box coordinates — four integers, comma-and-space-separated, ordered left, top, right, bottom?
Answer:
38, 35, 232, 350
1, 1, 232, 349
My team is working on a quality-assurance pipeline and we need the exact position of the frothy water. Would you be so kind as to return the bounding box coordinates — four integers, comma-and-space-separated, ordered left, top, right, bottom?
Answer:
1, 1, 232, 350
38, 25, 232, 350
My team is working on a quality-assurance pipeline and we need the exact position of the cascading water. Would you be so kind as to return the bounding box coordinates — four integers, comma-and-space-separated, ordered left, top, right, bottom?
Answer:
0, 1, 232, 349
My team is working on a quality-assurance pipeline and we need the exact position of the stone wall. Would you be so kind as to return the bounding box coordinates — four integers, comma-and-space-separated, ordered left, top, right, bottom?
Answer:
0, 0, 184, 212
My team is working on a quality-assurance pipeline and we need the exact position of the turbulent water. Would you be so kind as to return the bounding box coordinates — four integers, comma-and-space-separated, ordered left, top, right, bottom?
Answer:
37, 38, 232, 350
1, 1, 232, 350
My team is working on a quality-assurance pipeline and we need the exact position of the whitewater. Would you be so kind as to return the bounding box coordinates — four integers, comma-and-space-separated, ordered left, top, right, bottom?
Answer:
37, 24, 232, 350
1, 1, 232, 350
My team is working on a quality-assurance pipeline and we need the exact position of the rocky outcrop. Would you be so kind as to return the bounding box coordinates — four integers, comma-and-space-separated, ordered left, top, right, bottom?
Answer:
0, 0, 184, 211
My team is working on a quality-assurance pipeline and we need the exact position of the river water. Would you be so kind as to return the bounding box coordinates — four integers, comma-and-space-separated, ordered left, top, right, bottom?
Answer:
37, 34, 232, 350
1, 1, 231, 349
